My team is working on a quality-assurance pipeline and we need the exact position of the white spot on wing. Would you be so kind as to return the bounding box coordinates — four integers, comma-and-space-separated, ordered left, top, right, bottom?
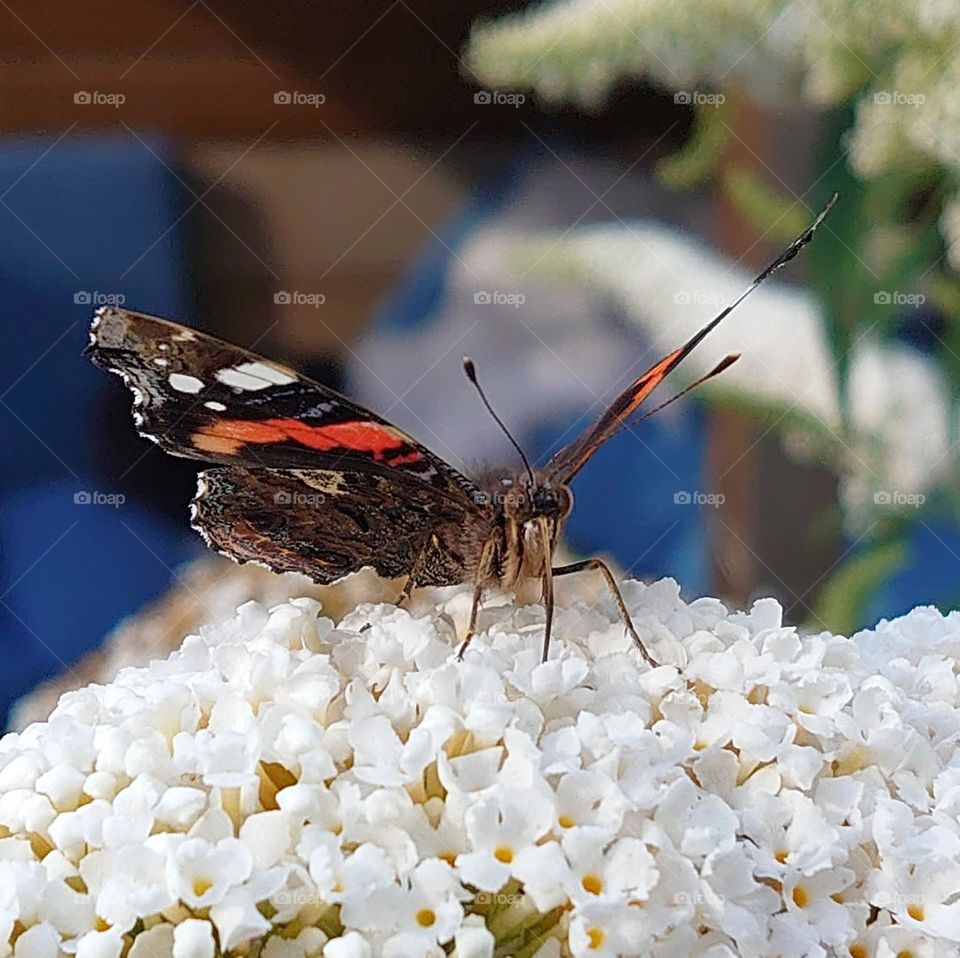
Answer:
169, 373, 204, 394
215, 361, 296, 391
153, 357, 169, 367
204, 401, 227, 411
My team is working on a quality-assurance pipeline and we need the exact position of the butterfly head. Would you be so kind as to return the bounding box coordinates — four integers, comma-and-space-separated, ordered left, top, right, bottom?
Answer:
489, 475, 573, 524
529, 481, 574, 522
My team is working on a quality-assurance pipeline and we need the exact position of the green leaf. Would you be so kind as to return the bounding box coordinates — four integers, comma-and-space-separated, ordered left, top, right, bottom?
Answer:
720, 166, 812, 243
810, 537, 908, 634
657, 102, 733, 190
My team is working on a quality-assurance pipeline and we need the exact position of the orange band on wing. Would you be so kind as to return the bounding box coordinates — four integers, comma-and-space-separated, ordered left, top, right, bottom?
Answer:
191, 417, 423, 463
620, 346, 683, 420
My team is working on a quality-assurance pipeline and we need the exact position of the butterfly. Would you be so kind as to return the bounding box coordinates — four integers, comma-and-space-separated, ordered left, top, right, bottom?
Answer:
86, 194, 836, 664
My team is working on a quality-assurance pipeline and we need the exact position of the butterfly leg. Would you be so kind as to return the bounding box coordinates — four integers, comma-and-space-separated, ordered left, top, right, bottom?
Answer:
394, 533, 440, 608
551, 558, 659, 667
540, 545, 555, 664
457, 538, 498, 660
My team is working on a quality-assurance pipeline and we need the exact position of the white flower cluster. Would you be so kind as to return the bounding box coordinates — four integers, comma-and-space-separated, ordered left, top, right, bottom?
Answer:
3, 579, 960, 957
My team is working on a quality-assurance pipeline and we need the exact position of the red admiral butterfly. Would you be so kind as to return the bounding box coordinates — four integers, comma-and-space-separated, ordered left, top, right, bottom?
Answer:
86, 195, 836, 664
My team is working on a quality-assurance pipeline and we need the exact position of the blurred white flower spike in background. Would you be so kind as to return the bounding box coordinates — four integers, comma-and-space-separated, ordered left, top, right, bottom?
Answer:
3, 580, 960, 956
452, 222, 951, 530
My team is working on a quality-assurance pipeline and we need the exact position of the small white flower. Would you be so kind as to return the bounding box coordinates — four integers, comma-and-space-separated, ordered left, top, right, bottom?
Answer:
569, 900, 649, 958
359, 858, 465, 955
307, 834, 396, 906
168, 837, 253, 908
559, 828, 659, 906
74, 927, 124, 958
322, 931, 371, 958
172, 919, 215, 958
782, 866, 860, 948
210, 886, 272, 951
128, 925, 174, 958
457, 786, 554, 891
96, 841, 177, 928
12, 922, 59, 958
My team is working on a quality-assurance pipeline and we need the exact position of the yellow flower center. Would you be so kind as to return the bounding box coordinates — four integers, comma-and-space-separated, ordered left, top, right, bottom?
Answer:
587, 927, 605, 950
792, 885, 809, 908
416, 908, 436, 928
581, 874, 604, 895
775, 849, 788, 864
907, 903, 925, 922
849, 945, 867, 958
494, 846, 513, 864
192, 877, 213, 898
558, 815, 576, 829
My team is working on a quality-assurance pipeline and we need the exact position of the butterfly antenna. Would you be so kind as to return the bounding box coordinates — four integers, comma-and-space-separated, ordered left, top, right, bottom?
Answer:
635, 354, 740, 423
463, 357, 536, 486
672, 192, 840, 365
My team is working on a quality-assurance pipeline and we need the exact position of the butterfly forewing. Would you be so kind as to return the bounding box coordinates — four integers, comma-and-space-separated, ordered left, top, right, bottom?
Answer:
86, 307, 479, 505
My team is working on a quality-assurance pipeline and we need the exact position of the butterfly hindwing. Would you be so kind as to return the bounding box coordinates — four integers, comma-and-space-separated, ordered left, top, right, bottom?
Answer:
191, 466, 482, 586
86, 307, 478, 503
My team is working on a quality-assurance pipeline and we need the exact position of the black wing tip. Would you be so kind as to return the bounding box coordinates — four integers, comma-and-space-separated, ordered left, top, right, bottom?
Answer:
807, 191, 840, 236
755, 192, 840, 284
85, 305, 133, 359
